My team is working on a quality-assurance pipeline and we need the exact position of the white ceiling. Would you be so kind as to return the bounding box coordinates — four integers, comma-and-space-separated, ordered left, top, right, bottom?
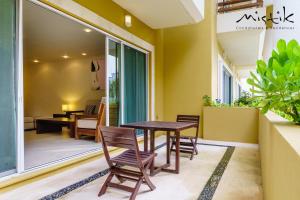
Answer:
112, 0, 204, 29
218, 30, 264, 67
23, 1, 105, 63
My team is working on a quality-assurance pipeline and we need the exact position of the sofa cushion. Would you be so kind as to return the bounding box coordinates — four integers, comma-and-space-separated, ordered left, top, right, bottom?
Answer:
24, 117, 34, 123
77, 118, 97, 129
24, 122, 34, 130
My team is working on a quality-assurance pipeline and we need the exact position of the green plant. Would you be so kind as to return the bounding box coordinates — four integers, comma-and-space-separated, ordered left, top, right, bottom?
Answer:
234, 92, 258, 107
247, 39, 300, 124
202, 95, 212, 106
202, 95, 235, 107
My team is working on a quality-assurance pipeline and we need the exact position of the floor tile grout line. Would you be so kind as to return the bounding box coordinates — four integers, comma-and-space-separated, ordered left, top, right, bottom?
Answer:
198, 146, 235, 200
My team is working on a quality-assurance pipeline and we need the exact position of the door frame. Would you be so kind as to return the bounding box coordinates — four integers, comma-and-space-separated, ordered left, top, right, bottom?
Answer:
9, 0, 154, 178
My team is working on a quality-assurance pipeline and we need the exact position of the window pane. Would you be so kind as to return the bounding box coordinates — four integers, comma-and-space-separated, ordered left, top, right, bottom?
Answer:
0, 0, 17, 176
222, 67, 232, 104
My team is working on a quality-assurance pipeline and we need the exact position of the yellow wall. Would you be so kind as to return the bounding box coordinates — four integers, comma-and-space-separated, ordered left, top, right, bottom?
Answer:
24, 57, 104, 117
259, 112, 300, 200
203, 107, 259, 144
162, 0, 217, 136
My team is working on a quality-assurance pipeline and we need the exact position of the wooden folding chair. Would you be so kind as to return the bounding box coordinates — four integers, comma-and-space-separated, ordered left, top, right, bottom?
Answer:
98, 126, 156, 200
170, 115, 200, 160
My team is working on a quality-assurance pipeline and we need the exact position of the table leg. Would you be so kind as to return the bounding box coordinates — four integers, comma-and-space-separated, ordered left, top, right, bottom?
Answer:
144, 129, 148, 152
175, 130, 180, 174
150, 130, 155, 176
166, 131, 170, 164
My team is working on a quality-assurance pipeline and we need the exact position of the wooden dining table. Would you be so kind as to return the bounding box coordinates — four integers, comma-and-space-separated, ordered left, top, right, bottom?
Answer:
121, 121, 197, 176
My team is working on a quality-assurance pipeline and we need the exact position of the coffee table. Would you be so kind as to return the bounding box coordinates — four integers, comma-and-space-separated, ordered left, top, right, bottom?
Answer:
36, 118, 75, 138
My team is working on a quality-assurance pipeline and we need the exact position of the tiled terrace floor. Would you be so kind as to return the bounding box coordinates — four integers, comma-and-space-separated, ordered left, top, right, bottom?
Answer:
0, 136, 262, 200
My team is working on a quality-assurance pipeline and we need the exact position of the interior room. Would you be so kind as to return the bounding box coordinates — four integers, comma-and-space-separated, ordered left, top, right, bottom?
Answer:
23, 1, 106, 170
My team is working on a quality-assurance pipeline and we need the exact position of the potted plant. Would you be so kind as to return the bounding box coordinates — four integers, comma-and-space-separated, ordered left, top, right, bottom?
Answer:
247, 39, 300, 124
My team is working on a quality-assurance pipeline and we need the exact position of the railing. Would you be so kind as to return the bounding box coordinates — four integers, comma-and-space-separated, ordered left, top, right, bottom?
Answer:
217, 0, 263, 13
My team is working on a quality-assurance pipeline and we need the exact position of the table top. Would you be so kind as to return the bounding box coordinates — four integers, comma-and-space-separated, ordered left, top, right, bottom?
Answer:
36, 117, 75, 123
121, 121, 197, 131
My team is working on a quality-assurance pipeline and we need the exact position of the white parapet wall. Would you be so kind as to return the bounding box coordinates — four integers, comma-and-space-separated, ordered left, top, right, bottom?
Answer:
203, 107, 259, 144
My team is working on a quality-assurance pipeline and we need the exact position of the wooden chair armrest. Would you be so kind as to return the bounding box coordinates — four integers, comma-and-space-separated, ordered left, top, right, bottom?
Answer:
76, 114, 98, 120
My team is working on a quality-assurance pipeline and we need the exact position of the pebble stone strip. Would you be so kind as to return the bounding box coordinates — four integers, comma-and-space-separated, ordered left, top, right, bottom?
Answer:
40, 143, 234, 200
198, 146, 235, 200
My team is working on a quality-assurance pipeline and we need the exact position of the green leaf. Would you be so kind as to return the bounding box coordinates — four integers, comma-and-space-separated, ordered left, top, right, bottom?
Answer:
287, 40, 298, 58
250, 88, 264, 94
261, 104, 270, 114
277, 39, 286, 54
272, 59, 283, 75
293, 46, 300, 57
250, 71, 260, 83
257, 60, 267, 75
247, 78, 262, 89
258, 99, 269, 107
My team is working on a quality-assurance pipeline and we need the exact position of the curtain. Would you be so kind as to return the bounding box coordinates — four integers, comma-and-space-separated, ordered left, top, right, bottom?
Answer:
124, 46, 147, 125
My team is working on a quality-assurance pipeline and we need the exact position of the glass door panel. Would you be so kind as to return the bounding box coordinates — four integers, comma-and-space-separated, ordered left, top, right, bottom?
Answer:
0, 0, 17, 177
123, 45, 147, 125
223, 67, 232, 104
106, 39, 121, 126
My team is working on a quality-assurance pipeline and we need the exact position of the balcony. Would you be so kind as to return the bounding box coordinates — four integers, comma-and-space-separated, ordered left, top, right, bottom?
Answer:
217, 0, 263, 13
1, 0, 300, 200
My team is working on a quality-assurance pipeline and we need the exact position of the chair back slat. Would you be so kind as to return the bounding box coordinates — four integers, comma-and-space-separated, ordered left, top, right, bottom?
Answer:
176, 115, 200, 138
176, 115, 200, 124
100, 126, 138, 151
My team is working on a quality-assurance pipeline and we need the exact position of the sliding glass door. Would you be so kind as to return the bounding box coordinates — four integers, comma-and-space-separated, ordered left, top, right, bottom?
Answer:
0, 0, 18, 177
106, 39, 148, 128
123, 45, 147, 124
106, 39, 121, 126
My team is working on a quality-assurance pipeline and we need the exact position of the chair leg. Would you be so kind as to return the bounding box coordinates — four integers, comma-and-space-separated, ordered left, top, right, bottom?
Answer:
129, 178, 143, 200
75, 129, 80, 140
189, 139, 198, 160
98, 172, 114, 197
142, 161, 156, 191
190, 151, 194, 160
170, 137, 175, 153
95, 130, 100, 143
191, 138, 198, 155
143, 174, 156, 191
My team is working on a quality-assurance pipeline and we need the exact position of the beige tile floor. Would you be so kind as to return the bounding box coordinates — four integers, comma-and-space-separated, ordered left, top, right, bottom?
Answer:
25, 129, 100, 169
213, 146, 263, 200
0, 137, 262, 200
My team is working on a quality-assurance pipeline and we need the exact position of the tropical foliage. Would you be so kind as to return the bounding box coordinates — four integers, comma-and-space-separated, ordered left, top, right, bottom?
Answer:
234, 92, 258, 107
247, 39, 300, 124
202, 93, 257, 108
